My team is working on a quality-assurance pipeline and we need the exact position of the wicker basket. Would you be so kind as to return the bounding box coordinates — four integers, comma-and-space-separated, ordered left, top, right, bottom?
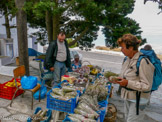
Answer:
109, 86, 114, 98
104, 103, 117, 122
82, 60, 91, 66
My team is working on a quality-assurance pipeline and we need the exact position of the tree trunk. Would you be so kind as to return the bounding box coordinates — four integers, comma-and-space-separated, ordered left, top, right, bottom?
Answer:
15, 0, 29, 76
45, 11, 53, 42
53, 16, 59, 40
53, 0, 59, 40
4, 6, 11, 38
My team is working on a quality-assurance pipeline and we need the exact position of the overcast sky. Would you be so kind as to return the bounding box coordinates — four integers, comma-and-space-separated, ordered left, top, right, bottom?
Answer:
95, 0, 162, 46
128, 0, 162, 36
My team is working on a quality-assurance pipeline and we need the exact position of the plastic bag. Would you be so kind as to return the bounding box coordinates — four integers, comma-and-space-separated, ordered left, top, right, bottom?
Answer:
21, 76, 37, 89
34, 85, 47, 100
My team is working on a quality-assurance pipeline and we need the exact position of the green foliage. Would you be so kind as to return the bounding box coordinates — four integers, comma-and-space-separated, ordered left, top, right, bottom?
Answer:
73, 0, 105, 22
103, 17, 146, 48
0, 0, 147, 48
24, 0, 104, 46
102, 0, 146, 48
0, 0, 17, 18
24, 0, 66, 18
67, 38, 77, 48
29, 28, 48, 46
33, 1, 55, 18
24, 1, 46, 28
22, 0, 146, 47
77, 24, 99, 47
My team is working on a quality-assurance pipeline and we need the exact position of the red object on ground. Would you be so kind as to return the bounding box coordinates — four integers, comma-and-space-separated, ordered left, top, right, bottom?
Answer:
63, 75, 69, 77
0, 78, 24, 100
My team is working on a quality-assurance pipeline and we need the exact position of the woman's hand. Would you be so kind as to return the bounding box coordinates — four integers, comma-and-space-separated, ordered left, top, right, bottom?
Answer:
116, 78, 128, 87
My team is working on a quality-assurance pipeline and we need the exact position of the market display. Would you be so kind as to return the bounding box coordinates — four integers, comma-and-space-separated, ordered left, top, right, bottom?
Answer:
90, 66, 102, 75
50, 86, 78, 100
47, 64, 114, 122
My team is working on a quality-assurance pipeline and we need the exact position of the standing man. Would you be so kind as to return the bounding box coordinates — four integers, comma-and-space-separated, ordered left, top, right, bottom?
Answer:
44, 32, 71, 86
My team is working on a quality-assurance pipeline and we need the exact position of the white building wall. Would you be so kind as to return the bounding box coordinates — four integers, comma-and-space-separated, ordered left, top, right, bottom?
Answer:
0, 16, 45, 56
27, 27, 41, 52
0, 16, 18, 57
10, 18, 18, 57
37, 43, 44, 53
0, 16, 6, 35
28, 37, 32, 48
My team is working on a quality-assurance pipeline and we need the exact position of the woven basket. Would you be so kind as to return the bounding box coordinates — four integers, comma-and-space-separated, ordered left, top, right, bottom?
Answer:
104, 103, 117, 122
82, 60, 91, 66
109, 86, 114, 98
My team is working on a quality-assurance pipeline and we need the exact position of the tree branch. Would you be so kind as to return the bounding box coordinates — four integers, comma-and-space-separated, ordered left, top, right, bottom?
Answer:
59, 0, 75, 10
59, 20, 85, 28
105, 25, 113, 30
9, 25, 17, 28
68, 27, 89, 46
66, 27, 81, 38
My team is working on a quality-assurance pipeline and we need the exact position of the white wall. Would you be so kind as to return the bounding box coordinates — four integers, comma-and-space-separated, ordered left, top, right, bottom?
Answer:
0, 16, 6, 35
11, 18, 18, 57
0, 16, 45, 56
0, 16, 18, 57
28, 37, 32, 48
37, 43, 44, 53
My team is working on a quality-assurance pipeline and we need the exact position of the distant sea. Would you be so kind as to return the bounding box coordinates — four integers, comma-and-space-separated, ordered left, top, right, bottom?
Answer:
95, 34, 162, 54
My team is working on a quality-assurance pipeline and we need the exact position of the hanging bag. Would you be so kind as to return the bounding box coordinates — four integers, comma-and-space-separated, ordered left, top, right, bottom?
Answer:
21, 76, 37, 89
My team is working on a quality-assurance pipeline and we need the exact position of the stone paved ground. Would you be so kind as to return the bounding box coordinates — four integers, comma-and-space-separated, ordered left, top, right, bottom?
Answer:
0, 66, 48, 122
0, 61, 162, 122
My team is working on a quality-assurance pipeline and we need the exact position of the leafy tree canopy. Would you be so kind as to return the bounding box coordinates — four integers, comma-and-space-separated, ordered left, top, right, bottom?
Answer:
103, 17, 146, 47
0, 0, 16, 19
101, 0, 146, 48
0, 0, 147, 48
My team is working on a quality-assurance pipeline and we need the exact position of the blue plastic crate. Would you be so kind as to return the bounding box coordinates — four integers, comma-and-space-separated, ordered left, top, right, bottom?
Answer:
63, 105, 107, 122
98, 84, 111, 106
98, 85, 112, 122
98, 99, 108, 108
63, 115, 73, 122
98, 102, 108, 122
63, 84, 111, 122
27, 107, 52, 122
57, 80, 68, 87
63, 97, 108, 122
63, 108, 106, 122
46, 86, 80, 113
63, 115, 100, 122
107, 84, 111, 93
